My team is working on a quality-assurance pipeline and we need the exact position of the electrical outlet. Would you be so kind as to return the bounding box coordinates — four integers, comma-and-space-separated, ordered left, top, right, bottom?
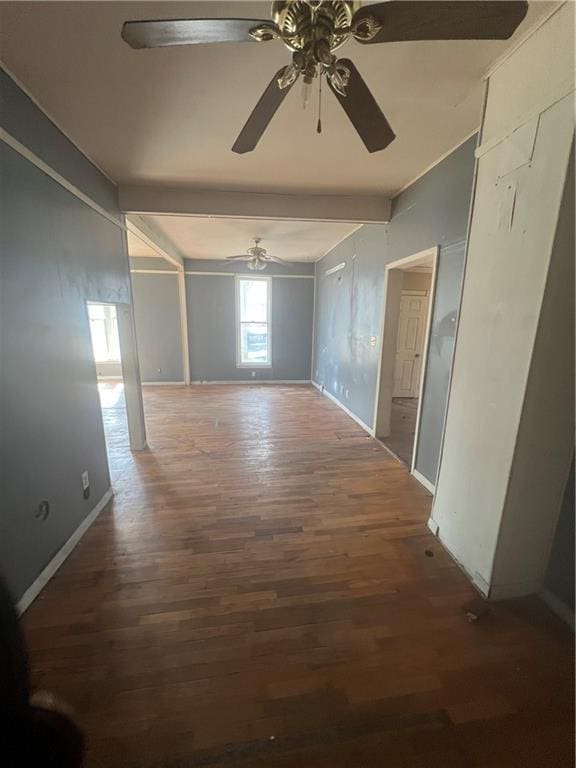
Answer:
81, 470, 90, 500
251, 371, 256, 378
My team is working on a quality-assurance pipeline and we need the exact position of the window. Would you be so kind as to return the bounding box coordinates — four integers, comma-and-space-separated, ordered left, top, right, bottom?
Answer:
236, 277, 271, 367
88, 303, 120, 362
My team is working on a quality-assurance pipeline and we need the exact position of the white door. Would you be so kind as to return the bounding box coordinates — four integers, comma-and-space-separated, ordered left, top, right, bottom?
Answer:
393, 292, 429, 398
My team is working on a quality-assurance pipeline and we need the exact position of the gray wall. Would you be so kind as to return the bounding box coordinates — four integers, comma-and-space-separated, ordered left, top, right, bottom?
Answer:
313, 136, 476, 484
131, 273, 184, 382
0, 71, 131, 602
130, 256, 177, 271
186, 260, 314, 381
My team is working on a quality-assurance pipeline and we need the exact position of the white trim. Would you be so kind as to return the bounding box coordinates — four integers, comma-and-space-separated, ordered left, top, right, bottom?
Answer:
185, 270, 313, 279
412, 469, 435, 495
482, 1, 566, 81
1, 127, 122, 229
372, 247, 438, 470
235, 275, 272, 369
312, 380, 375, 436
186, 271, 235, 277
539, 587, 575, 630
310, 263, 317, 382
410, 251, 438, 474
177, 271, 191, 385
271, 274, 315, 279
427, 517, 440, 536
190, 379, 311, 385
96, 375, 123, 381
17, 488, 114, 614
130, 269, 178, 275
394, 130, 478, 197
0, 60, 117, 185
141, 381, 186, 386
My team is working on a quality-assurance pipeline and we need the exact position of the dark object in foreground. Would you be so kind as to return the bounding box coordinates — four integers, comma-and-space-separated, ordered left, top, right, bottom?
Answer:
0, 577, 85, 767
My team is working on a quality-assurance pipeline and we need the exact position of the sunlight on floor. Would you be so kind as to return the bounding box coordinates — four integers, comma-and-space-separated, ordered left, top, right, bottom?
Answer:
98, 381, 124, 408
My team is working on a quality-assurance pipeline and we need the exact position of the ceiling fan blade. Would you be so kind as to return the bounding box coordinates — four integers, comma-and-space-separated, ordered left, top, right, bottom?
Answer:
352, 1, 528, 44
326, 60, 395, 154
121, 18, 274, 49
266, 255, 291, 266
226, 255, 250, 260
232, 67, 297, 154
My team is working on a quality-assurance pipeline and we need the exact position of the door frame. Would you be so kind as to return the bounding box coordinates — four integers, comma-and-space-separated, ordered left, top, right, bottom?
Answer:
86, 300, 147, 452
373, 246, 438, 486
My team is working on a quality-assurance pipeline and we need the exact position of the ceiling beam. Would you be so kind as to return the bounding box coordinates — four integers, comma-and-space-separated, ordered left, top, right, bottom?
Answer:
125, 214, 184, 269
119, 186, 391, 224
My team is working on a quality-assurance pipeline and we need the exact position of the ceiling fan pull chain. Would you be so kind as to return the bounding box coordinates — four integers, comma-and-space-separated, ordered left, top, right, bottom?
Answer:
317, 72, 323, 134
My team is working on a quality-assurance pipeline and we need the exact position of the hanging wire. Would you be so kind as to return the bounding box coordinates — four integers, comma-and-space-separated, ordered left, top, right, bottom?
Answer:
317, 71, 323, 134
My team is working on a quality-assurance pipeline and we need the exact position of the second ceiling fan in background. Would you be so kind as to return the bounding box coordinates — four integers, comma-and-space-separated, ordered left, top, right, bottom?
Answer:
122, 0, 528, 154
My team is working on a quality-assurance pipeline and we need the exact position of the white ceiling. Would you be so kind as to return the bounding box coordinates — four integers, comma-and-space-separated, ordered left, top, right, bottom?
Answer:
146, 215, 359, 261
0, 1, 551, 197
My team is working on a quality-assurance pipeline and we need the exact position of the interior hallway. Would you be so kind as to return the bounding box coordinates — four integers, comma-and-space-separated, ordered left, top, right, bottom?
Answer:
22, 385, 573, 767
382, 397, 419, 466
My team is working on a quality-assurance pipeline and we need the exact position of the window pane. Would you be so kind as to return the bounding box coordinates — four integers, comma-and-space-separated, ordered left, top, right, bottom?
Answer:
90, 318, 109, 361
240, 323, 269, 364
88, 303, 121, 362
239, 279, 268, 323
88, 304, 106, 321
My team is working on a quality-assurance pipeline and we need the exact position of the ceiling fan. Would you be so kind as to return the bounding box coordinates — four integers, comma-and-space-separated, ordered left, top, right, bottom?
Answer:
122, 0, 528, 154
225, 238, 290, 270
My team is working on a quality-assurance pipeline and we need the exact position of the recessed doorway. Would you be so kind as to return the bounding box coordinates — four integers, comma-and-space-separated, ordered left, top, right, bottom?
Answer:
87, 301, 147, 470
373, 247, 438, 484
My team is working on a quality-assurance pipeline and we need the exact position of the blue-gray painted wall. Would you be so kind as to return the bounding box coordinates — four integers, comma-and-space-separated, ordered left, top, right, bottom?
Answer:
131, 273, 184, 382
313, 136, 476, 485
185, 259, 314, 381
0, 70, 130, 602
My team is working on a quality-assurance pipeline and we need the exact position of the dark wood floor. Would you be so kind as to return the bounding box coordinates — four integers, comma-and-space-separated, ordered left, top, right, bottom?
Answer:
382, 397, 419, 467
22, 385, 574, 767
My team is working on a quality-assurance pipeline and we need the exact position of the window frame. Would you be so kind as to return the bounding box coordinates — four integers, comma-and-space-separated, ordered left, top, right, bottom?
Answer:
235, 275, 272, 368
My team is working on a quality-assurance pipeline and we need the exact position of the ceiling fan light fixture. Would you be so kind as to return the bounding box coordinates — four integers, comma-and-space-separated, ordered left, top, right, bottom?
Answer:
278, 63, 299, 89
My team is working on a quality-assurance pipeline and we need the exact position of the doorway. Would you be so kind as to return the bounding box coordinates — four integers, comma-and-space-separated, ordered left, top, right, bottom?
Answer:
374, 247, 438, 481
87, 301, 146, 475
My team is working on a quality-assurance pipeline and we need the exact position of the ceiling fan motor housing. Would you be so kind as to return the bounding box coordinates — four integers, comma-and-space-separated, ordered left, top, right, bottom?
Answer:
271, 0, 360, 53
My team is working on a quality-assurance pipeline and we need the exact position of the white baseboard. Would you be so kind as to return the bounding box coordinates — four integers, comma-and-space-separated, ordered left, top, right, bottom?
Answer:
190, 380, 311, 385
539, 587, 575, 630
427, 517, 439, 536
141, 381, 186, 386
311, 380, 375, 436
412, 469, 435, 495
17, 488, 114, 615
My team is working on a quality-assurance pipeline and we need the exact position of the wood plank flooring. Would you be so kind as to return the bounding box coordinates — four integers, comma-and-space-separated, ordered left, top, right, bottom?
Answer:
22, 384, 574, 767
381, 397, 419, 467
